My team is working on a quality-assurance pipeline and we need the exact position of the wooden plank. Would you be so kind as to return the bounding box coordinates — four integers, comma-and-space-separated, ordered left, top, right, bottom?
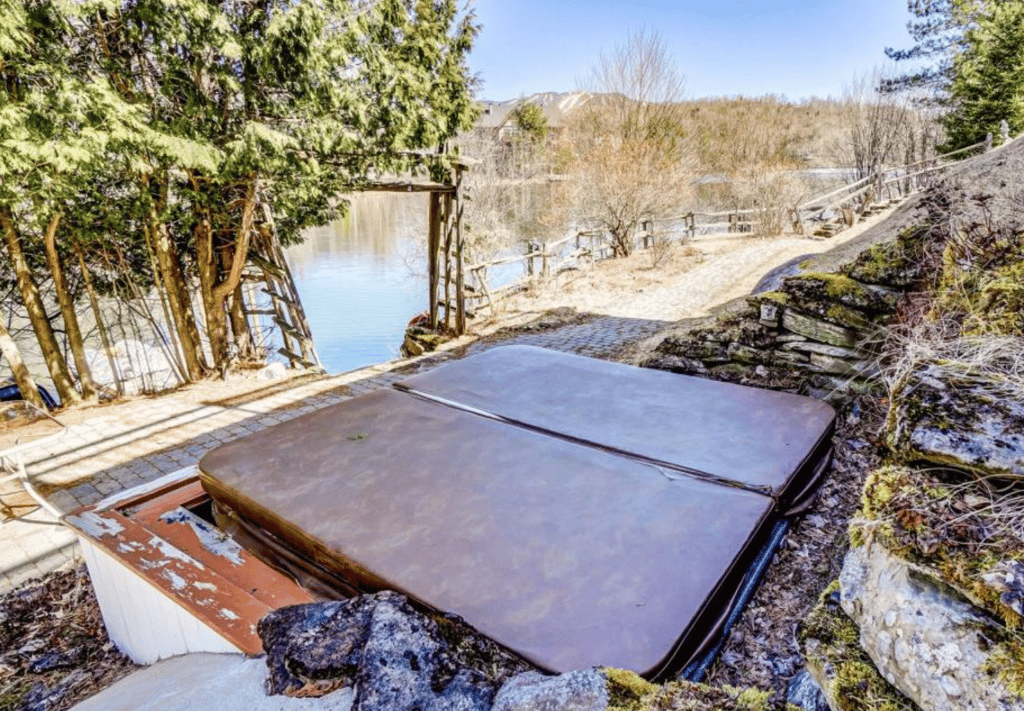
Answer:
272, 317, 312, 345
248, 252, 285, 279
261, 288, 298, 309
455, 197, 466, 336
427, 192, 441, 329
362, 182, 457, 194
278, 347, 314, 368
67, 509, 309, 660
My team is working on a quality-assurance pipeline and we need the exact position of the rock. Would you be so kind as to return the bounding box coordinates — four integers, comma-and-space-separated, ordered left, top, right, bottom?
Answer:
639, 353, 707, 376
887, 363, 1024, 478
656, 335, 730, 363
258, 592, 529, 710
773, 350, 810, 365
981, 561, 1024, 617
256, 362, 287, 381
402, 334, 425, 357
840, 226, 930, 289
727, 343, 771, 365
839, 541, 1024, 710
759, 301, 781, 327
783, 273, 895, 313
808, 353, 877, 378
782, 342, 864, 359
782, 310, 861, 348
493, 670, 609, 711
783, 298, 876, 331
800, 582, 914, 711
785, 670, 829, 711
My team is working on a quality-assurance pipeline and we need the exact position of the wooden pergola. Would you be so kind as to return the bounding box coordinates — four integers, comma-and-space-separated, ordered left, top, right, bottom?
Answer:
362, 158, 470, 336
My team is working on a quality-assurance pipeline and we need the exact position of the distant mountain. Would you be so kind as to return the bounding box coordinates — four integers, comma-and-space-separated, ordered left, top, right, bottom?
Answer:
476, 92, 608, 131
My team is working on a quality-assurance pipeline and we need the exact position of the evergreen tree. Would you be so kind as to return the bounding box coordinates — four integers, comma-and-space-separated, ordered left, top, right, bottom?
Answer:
510, 102, 549, 144
1, 0, 479, 394
941, 2, 1024, 150
883, 0, 998, 97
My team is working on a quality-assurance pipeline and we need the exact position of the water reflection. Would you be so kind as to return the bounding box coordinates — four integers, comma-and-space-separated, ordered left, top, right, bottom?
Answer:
286, 193, 428, 374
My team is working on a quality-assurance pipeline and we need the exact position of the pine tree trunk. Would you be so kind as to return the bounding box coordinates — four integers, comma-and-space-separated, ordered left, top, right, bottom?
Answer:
72, 236, 124, 396
198, 175, 258, 369
222, 248, 254, 358
194, 216, 228, 368
146, 208, 207, 381
0, 206, 81, 405
0, 320, 46, 410
41, 214, 98, 401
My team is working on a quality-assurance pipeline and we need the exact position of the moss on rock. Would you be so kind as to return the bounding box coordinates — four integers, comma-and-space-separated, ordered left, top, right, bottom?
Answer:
853, 466, 1024, 628
840, 226, 930, 289
800, 583, 918, 711
603, 669, 785, 711
783, 272, 895, 314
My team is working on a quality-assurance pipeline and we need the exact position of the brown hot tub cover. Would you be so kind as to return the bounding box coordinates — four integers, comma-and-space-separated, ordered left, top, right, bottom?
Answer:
396, 345, 836, 506
199, 347, 835, 678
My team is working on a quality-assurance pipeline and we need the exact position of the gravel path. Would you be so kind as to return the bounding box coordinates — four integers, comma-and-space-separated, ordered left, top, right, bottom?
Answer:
500, 205, 900, 323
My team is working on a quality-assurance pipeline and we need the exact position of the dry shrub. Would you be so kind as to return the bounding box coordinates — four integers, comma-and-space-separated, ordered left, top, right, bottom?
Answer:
568, 29, 697, 257
880, 317, 1024, 400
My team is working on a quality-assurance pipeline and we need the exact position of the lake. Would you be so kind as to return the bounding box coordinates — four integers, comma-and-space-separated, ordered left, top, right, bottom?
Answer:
286, 193, 431, 374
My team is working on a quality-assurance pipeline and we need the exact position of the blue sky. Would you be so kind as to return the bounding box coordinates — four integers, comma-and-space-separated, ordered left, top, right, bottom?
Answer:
468, 0, 915, 101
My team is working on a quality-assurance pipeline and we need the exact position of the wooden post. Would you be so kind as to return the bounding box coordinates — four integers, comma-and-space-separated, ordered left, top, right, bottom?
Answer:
441, 193, 453, 332
789, 208, 805, 236
455, 209, 466, 335
985, 132, 994, 152
427, 192, 441, 330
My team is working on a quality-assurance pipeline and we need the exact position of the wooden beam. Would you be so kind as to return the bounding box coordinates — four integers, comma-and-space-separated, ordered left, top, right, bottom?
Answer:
277, 347, 315, 369
427, 192, 441, 330
362, 182, 457, 194
262, 288, 298, 309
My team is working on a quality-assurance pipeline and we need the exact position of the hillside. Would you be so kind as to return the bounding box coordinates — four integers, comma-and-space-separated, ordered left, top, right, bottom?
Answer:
475, 92, 868, 168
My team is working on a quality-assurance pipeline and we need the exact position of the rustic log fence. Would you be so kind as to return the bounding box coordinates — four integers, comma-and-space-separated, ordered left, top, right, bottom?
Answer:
460, 133, 1014, 316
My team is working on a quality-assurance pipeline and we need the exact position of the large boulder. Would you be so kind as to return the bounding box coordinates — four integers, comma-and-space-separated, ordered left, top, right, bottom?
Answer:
492, 670, 609, 711
887, 363, 1024, 479
839, 541, 1024, 711
799, 582, 916, 711
257, 591, 529, 711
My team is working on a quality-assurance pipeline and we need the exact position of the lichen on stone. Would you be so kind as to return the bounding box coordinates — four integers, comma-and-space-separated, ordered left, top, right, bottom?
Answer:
783, 272, 894, 314
840, 225, 930, 289
799, 582, 918, 711
852, 465, 1024, 629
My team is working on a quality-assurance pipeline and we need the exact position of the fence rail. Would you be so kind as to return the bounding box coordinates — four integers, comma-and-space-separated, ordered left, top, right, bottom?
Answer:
464, 132, 1014, 315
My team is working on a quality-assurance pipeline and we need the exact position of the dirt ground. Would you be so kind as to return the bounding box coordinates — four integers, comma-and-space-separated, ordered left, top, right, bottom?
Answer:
494, 205, 900, 324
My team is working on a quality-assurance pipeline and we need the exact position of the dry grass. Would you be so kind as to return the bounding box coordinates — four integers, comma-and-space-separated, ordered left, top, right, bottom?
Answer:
879, 318, 1024, 399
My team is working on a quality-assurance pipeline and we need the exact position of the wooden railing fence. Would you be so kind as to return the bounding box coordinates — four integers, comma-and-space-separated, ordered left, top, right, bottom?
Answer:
459, 132, 1014, 316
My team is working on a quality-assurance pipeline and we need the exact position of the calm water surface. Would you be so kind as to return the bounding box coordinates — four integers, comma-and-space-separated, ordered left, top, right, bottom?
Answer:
286, 193, 429, 374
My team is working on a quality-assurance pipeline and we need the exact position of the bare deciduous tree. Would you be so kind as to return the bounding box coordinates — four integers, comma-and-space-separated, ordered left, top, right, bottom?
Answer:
834, 67, 926, 181
568, 29, 696, 257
